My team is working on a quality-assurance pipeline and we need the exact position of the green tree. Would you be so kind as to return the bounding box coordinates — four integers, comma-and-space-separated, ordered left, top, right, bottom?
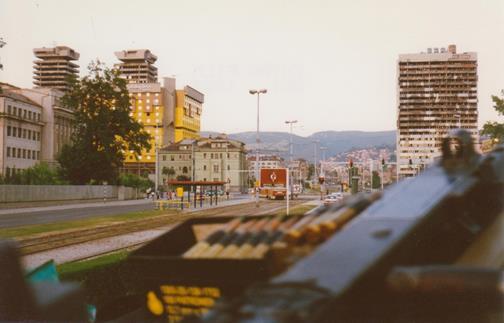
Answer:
58, 61, 152, 184
162, 166, 176, 179
118, 173, 153, 191
307, 164, 315, 180
372, 170, 381, 189
481, 91, 504, 143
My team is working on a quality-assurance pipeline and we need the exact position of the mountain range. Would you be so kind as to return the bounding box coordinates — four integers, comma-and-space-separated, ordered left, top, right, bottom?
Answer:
201, 130, 396, 161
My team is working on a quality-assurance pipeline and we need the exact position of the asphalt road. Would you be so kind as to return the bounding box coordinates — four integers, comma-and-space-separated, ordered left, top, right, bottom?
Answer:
0, 199, 156, 228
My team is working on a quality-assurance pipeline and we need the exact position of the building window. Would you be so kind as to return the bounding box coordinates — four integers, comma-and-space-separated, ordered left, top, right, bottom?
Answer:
37, 151, 40, 160
7, 105, 11, 114
220, 153, 223, 159
162, 155, 166, 161
27, 150, 31, 159
213, 165, 219, 173
227, 153, 230, 158
204, 165, 207, 171
13, 107, 17, 115
227, 165, 230, 171
32, 132, 36, 140
183, 166, 188, 174
17, 148, 21, 158
28, 111, 32, 119
23, 129, 27, 139
170, 155, 174, 161
18, 109, 21, 117
28, 130, 31, 140
5, 167, 10, 177
211, 153, 214, 159
6, 147, 10, 157
203, 153, 207, 159
23, 110, 27, 119
7, 126, 11, 136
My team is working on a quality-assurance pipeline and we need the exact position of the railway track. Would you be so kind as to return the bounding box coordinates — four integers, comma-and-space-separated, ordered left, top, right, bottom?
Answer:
18, 199, 307, 255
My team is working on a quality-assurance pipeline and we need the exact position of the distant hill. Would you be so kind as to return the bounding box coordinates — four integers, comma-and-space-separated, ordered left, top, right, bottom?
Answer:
201, 130, 396, 161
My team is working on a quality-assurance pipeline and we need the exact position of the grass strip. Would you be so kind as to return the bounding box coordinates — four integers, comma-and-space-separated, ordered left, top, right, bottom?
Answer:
0, 209, 176, 239
273, 204, 316, 217
58, 250, 130, 280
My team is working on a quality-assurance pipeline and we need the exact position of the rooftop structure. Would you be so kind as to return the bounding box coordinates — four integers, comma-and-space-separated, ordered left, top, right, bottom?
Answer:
114, 49, 158, 84
33, 46, 80, 92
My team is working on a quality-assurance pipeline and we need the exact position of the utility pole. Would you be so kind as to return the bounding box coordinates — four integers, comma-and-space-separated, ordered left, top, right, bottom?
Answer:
285, 120, 298, 216
154, 123, 161, 194
312, 140, 319, 181
249, 89, 267, 207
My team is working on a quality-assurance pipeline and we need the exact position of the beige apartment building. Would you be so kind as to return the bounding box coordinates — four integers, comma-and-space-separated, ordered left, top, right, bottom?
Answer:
158, 136, 248, 192
247, 155, 285, 174
16, 87, 74, 166
114, 49, 158, 84
0, 85, 43, 177
33, 46, 80, 92
397, 44, 478, 178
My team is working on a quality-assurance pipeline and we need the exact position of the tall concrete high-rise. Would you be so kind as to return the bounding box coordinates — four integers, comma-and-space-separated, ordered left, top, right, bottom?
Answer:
33, 46, 80, 92
397, 44, 478, 178
114, 49, 158, 84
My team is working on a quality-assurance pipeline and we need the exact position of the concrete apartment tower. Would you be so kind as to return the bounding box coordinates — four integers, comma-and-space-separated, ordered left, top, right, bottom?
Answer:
114, 49, 158, 84
33, 46, 80, 92
396, 45, 478, 178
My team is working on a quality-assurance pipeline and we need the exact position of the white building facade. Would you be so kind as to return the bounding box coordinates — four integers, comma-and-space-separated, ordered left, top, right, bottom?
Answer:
0, 86, 43, 176
397, 45, 478, 178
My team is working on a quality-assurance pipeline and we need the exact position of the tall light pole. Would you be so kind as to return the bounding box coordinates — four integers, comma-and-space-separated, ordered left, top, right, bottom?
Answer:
285, 120, 297, 216
249, 89, 267, 207
312, 140, 319, 181
320, 147, 327, 176
154, 122, 161, 195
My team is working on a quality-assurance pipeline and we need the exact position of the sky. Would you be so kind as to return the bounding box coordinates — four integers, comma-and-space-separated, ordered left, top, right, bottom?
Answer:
1, 0, 503, 137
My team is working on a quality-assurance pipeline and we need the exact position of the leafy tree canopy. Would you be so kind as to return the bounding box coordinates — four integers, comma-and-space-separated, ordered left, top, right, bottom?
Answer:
481, 90, 504, 143
58, 61, 152, 184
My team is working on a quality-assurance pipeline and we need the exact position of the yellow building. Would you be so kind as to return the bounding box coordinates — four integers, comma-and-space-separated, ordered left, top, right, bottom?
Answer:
121, 79, 204, 176
174, 86, 204, 143
123, 82, 172, 175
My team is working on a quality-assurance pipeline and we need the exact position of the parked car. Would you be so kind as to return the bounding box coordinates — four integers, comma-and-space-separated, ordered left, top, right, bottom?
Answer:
205, 190, 224, 197
323, 195, 340, 206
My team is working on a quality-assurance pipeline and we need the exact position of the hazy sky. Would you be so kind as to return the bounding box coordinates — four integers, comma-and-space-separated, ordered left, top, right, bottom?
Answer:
1, 0, 503, 136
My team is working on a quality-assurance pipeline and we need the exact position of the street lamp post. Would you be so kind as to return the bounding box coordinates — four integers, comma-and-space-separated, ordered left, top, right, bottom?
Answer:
249, 89, 267, 207
320, 146, 327, 198
312, 140, 319, 181
154, 123, 161, 195
285, 120, 298, 216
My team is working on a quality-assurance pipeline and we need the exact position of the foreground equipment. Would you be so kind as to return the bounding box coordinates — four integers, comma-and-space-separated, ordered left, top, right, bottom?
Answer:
1, 130, 503, 322
119, 130, 503, 322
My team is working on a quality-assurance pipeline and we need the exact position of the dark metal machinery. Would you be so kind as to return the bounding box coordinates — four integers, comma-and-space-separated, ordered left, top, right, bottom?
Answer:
0, 130, 502, 322
199, 130, 504, 323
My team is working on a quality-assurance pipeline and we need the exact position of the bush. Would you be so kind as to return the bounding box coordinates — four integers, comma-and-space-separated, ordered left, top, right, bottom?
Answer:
118, 173, 153, 191
2, 163, 67, 185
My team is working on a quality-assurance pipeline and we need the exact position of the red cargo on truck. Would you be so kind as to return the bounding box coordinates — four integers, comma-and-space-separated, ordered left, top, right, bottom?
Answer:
259, 168, 287, 200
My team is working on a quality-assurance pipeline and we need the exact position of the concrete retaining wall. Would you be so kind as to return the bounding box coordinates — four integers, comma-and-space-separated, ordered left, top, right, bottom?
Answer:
0, 185, 138, 203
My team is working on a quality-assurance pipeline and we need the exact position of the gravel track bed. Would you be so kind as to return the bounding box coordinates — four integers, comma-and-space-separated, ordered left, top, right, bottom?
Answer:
18, 200, 304, 255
